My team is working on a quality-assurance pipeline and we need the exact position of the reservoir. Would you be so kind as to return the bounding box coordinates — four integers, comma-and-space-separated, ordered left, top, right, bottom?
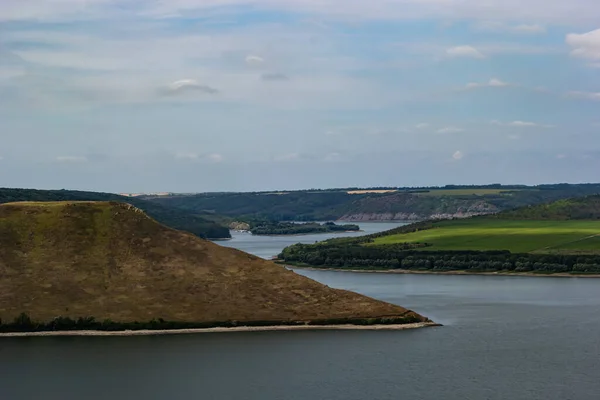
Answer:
217, 221, 408, 259
1, 224, 599, 400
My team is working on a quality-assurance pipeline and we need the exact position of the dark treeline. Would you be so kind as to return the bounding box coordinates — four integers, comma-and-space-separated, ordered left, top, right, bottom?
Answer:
0, 313, 424, 333
250, 221, 360, 235
281, 243, 600, 273
0, 188, 230, 239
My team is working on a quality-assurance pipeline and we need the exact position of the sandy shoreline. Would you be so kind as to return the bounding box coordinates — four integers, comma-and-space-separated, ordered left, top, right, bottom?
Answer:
288, 266, 600, 278
0, 322, 439, 337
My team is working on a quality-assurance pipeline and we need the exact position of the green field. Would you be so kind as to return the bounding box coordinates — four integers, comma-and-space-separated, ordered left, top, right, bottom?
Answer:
371, 219, 600, 253
413, 189, 521, 196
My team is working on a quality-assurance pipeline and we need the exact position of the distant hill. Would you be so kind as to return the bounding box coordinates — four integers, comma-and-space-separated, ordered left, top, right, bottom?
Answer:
0, 202, 428, 330
495, 195, 600, 220
0, 188, 230, 239
141, 184, 600, 222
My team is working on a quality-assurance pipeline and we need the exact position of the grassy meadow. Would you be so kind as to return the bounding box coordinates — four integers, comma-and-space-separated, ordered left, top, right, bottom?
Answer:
412, 189, 521, 196
371, 219, 600, 254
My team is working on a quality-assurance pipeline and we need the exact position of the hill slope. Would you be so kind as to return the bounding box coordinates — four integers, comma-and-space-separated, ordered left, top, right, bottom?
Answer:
0, 202, 427, 327
495, 195, 600, 220
0, 188, 230, 239
143, 184, 600, 222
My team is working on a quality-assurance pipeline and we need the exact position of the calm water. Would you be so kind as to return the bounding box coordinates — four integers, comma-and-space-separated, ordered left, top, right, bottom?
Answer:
2, 229, 600, 400
217, 221, 408, 259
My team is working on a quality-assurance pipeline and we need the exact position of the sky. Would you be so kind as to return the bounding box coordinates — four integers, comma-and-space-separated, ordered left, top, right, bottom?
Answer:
1, 0, 599, 193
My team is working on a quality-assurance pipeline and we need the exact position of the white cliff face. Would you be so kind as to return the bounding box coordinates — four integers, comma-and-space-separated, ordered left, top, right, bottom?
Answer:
339, 201, 499, 221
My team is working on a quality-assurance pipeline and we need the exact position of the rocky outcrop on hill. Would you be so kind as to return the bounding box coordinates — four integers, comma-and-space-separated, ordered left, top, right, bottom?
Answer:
339, 194, 499, 221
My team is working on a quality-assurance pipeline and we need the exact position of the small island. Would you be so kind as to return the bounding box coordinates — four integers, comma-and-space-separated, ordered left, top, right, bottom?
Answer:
250, 221, 360, 236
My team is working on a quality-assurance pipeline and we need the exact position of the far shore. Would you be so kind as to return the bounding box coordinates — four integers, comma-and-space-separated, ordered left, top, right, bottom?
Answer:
0, 322, 440, 337
288, 265, 600, 278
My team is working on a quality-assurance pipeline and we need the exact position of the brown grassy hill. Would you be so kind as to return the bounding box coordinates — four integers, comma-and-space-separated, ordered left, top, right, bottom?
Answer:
0, 201, 427, 327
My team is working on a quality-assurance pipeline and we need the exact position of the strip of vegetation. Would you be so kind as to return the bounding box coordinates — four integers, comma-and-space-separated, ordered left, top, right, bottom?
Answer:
250, 221, 360, 235
279, 242, 600, 274
0, 313, 424, 333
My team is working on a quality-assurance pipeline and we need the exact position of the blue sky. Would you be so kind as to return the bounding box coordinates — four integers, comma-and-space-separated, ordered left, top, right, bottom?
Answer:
1, 0, 599, 192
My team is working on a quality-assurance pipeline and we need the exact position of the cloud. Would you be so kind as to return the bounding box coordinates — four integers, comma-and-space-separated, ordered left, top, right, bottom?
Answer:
4, 0, 600, 25
274, 153, 300, 162
162, 80, 219, 95
556, 154, 567, 159
567, 91, 600, 101
415, 123, 429, 129
437, 127, 464, 134
261, 73, 290, 81
245, 55, 265, 66
207, 153, 223, 163
324, 152, 342, 162
509, 121, 539, 127
466, 78, 509, 88
474, 21, 546, 34
513, 24, 546, 34
175, 153, 199, 160
492, 120, 554, 128
56, 156, 87, 163
446, 45, 484, 59
566, 29, 600, 60
175, 153, 223, 162
452, 151, 464, 160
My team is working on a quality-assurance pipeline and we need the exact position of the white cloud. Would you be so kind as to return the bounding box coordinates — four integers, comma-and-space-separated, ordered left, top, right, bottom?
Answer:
415, 123, 429, 129
510, 121, 538, 127
261, 73, 289, 81
452, 151, 464, 160
492, 120, 554, 128
175, 153, 200, 160
446, 45, 484, 59
466, 78, 509, 88
508, 134, 520, 140
207, 153, 223, 163
56, 156, 87, 163
566, 29, 600, 60
437, 127, 464, 134
245, 55, 265, 66
556, 154, 567, 159
567, 91, 600, 101
324, 152, 342, 162
513, 24, 546, 34
3, 0, 600, 25
163, 80, 219, 95
275, 153, 300, 162
475, 21, 546, 34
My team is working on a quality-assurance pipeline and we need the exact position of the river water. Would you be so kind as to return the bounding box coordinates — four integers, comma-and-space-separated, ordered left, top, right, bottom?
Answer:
2, 223, 600, 400
217, 221, 408, 259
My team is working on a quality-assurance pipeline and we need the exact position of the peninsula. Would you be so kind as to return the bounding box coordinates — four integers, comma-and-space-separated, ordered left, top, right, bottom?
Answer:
279, 196, 600, 275
0, 201, 433, 335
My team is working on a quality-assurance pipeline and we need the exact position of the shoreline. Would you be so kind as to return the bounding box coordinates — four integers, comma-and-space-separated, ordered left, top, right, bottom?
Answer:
288, 265, 600, 278
0, 322, 439, 337
252, 230, 361, 237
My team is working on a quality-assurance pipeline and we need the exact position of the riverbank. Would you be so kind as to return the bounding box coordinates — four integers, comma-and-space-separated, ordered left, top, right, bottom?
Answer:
0, 322, 440, 337
288, 265, 600, 278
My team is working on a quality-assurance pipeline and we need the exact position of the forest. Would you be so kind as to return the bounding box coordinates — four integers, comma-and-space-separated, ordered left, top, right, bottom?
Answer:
142, 184, 600, 222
